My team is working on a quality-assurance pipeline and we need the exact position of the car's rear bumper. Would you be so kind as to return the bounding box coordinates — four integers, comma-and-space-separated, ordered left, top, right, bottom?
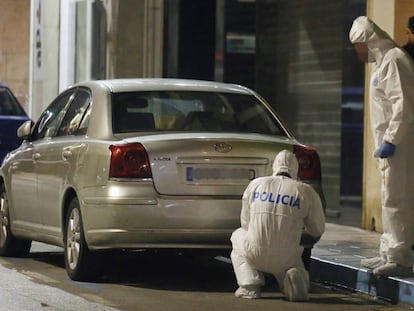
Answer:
79, 179, 325, 250
85, 228, 234, 250
80, 182, 241, 249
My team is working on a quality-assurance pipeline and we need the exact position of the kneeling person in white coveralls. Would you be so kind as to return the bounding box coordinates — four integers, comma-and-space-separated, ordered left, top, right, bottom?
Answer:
230, 149, 325, 301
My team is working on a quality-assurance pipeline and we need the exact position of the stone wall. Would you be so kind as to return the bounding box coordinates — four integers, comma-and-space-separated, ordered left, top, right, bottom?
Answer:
0, 0, 30, 110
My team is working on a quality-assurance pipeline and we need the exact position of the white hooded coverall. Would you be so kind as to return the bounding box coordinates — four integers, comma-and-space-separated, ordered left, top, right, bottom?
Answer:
349, 17, 414, 268
230, 150, 325, 299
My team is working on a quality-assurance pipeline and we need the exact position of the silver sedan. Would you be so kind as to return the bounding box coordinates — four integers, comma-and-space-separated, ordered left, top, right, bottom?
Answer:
0, 79, 324, 280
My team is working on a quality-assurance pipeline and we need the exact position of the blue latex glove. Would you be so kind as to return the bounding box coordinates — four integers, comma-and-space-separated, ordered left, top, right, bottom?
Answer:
374, 141, 396, 158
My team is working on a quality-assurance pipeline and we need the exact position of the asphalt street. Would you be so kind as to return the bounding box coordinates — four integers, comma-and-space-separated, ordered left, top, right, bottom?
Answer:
0, 242, 409, 311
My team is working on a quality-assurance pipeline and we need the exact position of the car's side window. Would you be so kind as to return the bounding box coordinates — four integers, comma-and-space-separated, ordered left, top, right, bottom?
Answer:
0, 87, 26, 116
32, 91, 74, 141
56, 89, 91, 136
77, 104, 91, 135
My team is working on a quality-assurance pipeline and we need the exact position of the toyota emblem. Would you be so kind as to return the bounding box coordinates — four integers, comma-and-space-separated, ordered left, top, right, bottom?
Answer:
214, 142, 232, 153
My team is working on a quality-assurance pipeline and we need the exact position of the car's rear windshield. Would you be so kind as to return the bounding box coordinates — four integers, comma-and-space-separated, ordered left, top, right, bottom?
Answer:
111, 91, 287, 136
0, 87, 26, 116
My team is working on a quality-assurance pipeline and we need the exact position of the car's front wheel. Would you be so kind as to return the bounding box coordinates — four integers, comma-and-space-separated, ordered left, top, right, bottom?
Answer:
64, 197, 99, 281
0, 183, 32, 257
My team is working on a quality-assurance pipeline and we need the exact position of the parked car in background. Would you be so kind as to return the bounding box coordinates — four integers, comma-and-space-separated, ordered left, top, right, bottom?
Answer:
0, 84, 30, 164
0, 79, 324, 280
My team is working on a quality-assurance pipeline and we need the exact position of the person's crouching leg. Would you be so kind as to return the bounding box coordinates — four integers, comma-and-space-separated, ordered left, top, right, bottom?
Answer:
230, 228, 264, 299
283, 267, 310, 302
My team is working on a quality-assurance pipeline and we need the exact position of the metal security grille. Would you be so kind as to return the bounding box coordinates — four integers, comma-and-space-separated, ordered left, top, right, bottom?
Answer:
256, 1, 345, 209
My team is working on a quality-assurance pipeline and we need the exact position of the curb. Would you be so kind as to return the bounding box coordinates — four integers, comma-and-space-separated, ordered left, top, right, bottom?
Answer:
310, 257, 414, 305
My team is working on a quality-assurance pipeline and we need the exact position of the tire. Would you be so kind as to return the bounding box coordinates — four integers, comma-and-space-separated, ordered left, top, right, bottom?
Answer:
64, 197, 99, 281
0, 184, 32, 257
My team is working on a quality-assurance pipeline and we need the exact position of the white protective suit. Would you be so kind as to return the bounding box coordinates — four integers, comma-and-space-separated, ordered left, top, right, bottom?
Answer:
230, 150, 325, 301
349, 17, 414, 271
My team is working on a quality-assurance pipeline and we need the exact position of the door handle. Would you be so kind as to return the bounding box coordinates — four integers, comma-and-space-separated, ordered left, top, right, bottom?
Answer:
62, 150, 72, 160
32, 153, 40, 161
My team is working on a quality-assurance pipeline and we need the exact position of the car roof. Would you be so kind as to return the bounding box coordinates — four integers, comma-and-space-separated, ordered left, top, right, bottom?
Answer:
76, 78, 254, 95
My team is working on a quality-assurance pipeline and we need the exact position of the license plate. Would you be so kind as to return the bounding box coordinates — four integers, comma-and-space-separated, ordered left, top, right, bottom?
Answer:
186, 167, 255, 181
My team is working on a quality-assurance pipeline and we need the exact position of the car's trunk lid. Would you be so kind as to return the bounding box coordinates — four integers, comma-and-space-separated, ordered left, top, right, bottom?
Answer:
123, 133, 296, 196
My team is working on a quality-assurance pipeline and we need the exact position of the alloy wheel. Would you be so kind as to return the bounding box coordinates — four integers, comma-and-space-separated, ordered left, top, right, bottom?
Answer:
66, 207, 81, 270
0, 191, 9, 248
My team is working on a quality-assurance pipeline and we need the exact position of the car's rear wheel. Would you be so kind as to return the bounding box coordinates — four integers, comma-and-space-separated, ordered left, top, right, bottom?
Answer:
64, 197, 99, 281
0, 184, 32, 257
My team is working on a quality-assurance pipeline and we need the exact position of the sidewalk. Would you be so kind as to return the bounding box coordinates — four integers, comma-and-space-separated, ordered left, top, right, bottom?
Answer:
310, 206, 414, 306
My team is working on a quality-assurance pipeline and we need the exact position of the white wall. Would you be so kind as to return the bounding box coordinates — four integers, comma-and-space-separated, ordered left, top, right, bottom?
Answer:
29, 0, 60, 120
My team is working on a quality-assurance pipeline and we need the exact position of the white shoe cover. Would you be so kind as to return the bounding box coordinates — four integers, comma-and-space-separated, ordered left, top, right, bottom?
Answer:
361, 257, 386, 269
283, 268, 309, 302
373, 262, 412, 277
234, 285, 261, 299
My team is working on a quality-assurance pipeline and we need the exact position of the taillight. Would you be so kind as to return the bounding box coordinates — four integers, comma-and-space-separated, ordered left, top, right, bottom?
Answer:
293, 145, 321, 181
109, 143, 152, 178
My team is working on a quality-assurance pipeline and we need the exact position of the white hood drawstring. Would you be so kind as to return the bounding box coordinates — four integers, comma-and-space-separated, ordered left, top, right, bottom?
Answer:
272, 149, 298, 180
349, 16, 396, 64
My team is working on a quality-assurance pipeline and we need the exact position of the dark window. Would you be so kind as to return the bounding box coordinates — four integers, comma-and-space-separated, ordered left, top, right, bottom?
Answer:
78, 104, 91, 135
112, 91, 287, 136
57, 89, 91, 136
31, 91, 74, 140
0, 87, 26, 116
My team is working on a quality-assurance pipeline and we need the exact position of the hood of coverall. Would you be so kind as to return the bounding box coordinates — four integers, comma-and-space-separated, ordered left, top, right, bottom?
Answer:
349, 16, 397, 63
272, 149, 298, 180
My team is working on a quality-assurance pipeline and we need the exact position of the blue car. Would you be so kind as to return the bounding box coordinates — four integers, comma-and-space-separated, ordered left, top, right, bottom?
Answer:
0, 84, 30, 164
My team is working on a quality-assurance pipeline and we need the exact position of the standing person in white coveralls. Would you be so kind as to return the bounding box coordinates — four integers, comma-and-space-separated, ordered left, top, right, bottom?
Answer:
230, 150, 325, 301
349, 16, 414, 277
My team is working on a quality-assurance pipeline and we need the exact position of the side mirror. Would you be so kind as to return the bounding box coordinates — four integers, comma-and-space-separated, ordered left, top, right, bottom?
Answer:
17, 120, 33, 140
